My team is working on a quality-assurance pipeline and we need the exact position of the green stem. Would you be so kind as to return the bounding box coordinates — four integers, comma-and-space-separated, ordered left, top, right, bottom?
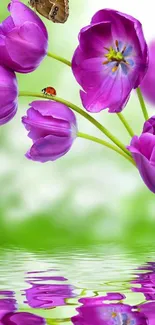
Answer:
136, 87, 149, 121
47, 51, 71, 67
77, 132, 135, 166
117, 113, 134, 137
19, 91, 131, 157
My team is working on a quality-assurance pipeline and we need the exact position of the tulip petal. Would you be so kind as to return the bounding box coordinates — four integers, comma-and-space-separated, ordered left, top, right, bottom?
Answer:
128, 134, 155, 193
91, 9, 147, 56
26, 135, 73, 163
0, 1, 48, 73
80, 66, 132, 113
79, 21, 113, 56
22, 108, 70, 140
22, 101, 77, 162
5, 22, 47, 70
141, 41, 155, 104
0, 16, 15, 34
8, 0, 47, 38
131, 152, 155, 193
0, 65, 18, 125
138, 133, 155, 160
0, 102, 17, 125
30, 100, 76, 125
143, 116, 155, 134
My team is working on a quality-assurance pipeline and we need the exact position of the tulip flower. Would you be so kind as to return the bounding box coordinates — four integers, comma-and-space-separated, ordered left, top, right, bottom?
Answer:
128, 117, 155, 193
0, 0, 48, 73
22, 101, 77, 162
128, 133, 155, 193
0, 65, 18, 125
72, 9, 148, 113
141, 41, 155, 104
143, 116, 155, 134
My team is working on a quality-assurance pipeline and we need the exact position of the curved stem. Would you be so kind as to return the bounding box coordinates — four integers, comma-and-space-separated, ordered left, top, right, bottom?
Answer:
136, 87, 149, 121
77, 132, 135, 166
47, 51, 71, 67
117, 113, 134, 137
19, 91, 131, 157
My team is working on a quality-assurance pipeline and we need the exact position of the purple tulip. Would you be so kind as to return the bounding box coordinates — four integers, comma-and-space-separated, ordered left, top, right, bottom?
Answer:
141, 41, 155, 104
0, 65, 18, 125
1, 312, 45, 325
143, 116, 155, 134
0, 0, 48, 73
72, 9, 148, 113
25, 282, 76, 308
22, 101, 77, 162
71, 296, 147, 325
127, 132, 155, 193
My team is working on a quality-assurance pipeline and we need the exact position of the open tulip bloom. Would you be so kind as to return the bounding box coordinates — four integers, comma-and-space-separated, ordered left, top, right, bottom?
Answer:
72, 9, 148, 113
1, 1, 155, 194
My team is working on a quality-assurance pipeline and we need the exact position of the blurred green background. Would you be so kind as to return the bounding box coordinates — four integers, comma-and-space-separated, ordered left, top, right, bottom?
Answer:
0, 0, 155, 251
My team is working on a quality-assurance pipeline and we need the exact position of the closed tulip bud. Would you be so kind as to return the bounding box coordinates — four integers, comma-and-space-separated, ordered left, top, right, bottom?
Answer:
22, 101, 77, 163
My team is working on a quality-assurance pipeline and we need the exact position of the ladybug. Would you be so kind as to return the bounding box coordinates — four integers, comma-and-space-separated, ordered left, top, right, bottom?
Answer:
42, 87, 57, 97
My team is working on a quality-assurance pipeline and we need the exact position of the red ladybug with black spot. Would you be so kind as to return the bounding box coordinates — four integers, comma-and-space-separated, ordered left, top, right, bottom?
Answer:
42, 86, 57, 97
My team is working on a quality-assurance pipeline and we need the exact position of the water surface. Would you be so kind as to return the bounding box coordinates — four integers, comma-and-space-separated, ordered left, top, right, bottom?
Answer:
0, 245, 155, 324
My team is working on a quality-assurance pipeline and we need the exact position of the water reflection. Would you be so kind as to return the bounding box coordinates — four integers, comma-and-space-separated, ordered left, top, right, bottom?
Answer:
132, 262, 155, 300
72, 296, 147, 325
0, 250, 155, 324
25, 272, 77, 308
1, 312, 45, 325
0, 291, 45, 324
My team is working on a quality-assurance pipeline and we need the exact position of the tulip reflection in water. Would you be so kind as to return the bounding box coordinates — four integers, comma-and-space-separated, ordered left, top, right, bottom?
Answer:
131, 262, 155, 325
2, 266, 155, 324
71, 294, 147, 325
0, 290, 45, 324
132, 262, 155, 301
25, 271, 77, 308
0, 290, 17, 321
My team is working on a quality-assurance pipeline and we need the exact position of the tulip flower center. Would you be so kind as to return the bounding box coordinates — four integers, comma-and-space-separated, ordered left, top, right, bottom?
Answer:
103, 40, 131, 73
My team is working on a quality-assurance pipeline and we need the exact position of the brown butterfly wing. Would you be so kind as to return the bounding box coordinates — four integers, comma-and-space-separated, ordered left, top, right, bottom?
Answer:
29, 0, 53, 20
29, 0, 69, 23
49, 0, 69, 23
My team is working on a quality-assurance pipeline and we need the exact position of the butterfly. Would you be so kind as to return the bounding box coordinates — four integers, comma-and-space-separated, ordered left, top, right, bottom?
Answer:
29, 0, 69, 23
42, 86, 57, 96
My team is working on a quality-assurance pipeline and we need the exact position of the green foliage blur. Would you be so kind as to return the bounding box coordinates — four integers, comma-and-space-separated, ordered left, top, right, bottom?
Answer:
0, 0, 155, 252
